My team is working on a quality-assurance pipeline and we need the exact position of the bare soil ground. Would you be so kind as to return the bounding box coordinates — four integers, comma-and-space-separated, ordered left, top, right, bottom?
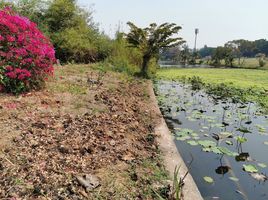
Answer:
0, 65, 169, 199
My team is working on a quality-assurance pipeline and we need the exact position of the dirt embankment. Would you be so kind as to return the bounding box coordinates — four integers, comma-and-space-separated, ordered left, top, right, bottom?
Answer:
0, 65, 168, 199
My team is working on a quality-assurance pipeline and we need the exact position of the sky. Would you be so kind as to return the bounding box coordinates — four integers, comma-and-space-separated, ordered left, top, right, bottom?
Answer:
78, 0, 268, 49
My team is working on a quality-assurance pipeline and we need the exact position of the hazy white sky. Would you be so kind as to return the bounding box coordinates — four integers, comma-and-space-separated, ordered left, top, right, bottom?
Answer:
78, 0, 268, 49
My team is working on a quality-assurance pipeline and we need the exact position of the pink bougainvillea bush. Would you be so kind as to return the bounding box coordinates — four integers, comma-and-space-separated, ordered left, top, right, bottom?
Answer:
0, 7, 56, 94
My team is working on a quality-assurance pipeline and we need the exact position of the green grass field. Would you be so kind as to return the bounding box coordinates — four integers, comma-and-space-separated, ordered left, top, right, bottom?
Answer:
233, 58, 268, 69
157, 68, 268, 90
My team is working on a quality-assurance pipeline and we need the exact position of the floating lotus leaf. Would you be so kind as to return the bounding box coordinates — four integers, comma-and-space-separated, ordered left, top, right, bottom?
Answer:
210, 146, 223, 154
225, 140, 233, 145
217, 147, 238, 157
207, 119, 215, 123
217, 132, 233, 139
237, 127, 251, 134
198, 140, 217, 148
212, 123, 224, 128
256, 124, 266, 133
187, 140, 199, 146
176, 135, 191, 141
202, 147, 212, 152
243, 164, 258, 173
236, 136, 247, 143
176, 128, 193, 135
203, 176, 214, 184
190, 133, 198, 137
192, 135, 200, 139
229, 177, 239, 182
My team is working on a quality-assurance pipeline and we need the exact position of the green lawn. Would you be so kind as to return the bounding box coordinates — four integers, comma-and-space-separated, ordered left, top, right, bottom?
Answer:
157, 68, 268, 90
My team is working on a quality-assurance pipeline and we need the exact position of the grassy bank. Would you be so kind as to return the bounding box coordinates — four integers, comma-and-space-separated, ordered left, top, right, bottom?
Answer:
0, 64, 170, 199
205, 58, 268, 70
233, 58, 268, 69
157, 68, 268, 112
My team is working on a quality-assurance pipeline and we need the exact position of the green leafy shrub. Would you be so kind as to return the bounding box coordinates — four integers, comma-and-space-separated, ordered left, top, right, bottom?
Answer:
105, 33, 142, 75
44, 0, 112, 63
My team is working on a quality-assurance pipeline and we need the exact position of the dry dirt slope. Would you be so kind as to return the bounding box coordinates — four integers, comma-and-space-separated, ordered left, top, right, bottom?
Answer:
0, 65, 169, 199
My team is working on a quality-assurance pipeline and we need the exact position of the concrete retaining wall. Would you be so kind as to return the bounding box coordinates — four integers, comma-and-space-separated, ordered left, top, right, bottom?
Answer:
149, 81, 203, 200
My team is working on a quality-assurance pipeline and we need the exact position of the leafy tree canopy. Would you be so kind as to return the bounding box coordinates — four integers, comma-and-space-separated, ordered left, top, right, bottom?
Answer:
126, 22, 184, 77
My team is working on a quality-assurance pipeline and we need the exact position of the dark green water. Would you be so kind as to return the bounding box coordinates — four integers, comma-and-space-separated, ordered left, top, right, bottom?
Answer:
155, 80, 268, 200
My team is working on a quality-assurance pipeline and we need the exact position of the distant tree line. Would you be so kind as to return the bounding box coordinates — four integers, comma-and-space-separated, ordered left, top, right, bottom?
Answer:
160, 44, 199, 65
160, 39, 268, 67
199, 39, 268, 58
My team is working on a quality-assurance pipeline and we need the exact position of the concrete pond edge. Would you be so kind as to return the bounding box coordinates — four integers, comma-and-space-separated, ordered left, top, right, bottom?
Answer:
148, 81, 203, 200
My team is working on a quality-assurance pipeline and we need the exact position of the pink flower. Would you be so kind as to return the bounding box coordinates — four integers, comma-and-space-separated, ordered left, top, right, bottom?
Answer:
5, 65, 13, 71
6, 71, 16, 79
6, 36, 15, 42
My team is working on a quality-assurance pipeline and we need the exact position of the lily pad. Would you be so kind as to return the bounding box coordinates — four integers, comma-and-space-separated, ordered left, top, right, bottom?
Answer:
256, 124, 266, 133
225, 140, 233, 145
191, 133, 199, 137
176, 128, 193, 136
192, 136, 200, 140
187, 140, 199, 146
198, 140, 216, 148
243, 164, 258, 173
217, 147, 238, 157
203, 176, 214, 184
219, 132, 233, 139
264, 141, 268, 146
202, 147, 212, 152
187, 117, 196, 122
237, 127, 251, 134
212, 123, 224, 128
236, 136, 247, 143
229, 177, 239, 182
176, 135, 191, 141
211, 146, 223, 154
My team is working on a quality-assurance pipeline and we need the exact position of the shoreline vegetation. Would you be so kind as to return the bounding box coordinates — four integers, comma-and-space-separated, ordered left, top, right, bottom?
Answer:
156, 68, 268, 113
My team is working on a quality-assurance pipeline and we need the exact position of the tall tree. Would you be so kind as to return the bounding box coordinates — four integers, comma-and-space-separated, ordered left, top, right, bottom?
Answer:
126, 22, 184, 77
199, 45, 215, 58
212, 46, 235, 67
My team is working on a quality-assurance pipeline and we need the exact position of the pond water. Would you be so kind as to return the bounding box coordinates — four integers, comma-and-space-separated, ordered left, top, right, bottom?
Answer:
155, 80, 268, 200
